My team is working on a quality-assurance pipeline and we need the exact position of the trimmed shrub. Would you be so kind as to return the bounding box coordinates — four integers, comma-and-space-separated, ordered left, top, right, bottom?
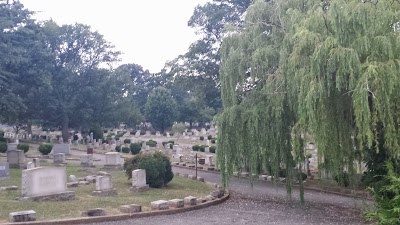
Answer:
199, 145, 206, 152
150, 131, 156, 135
0, 142, 7, 153
17, 143, 30, 153
124, 152, 174, 188
115, 146, 121, 152
115, 137, 120, 141
0, 137, 7, 143
146, 140, 157, 147
103, 129, 108, 133
124, 139, 131, 144
207, 135, 212, 140
130, 143, 141, 155
89, 125, 104, 140
163, 133, 167, 136
211, 138, 216, 144
140, 130, 146, 136
130, 131, 136, 135
122, 146, 130, 154
169, 132, 174, 136
39, 144, 53, 155
209, 146, 216, 153
200, 136, 204, 141
192, 145, 200, 151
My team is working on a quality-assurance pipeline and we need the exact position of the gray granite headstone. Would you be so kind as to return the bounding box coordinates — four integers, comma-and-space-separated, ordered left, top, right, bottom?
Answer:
0, 162, 10, 180
51, 144, 70, 155
7, 150, 24, 168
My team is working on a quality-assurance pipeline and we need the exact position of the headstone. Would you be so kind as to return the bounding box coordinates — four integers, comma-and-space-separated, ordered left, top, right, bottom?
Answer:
9, 210, 36, 222
0, 162, 10, 180
92, 174, 117, 196
51, 144, 71, 155
7, 143, 18, 151
21, 167, 75, 200
32, 158, 40, 168
27, 162, 35, 169
90, 132, 94, 143
111, 144, 116, 151
205, 155, 214, 166
80, 154, 94, 167
87, 147, 94, 154
104, 152, 122, 169
53, 153, 66, 165
7, 150, 24, 169
131, 169, 149, 192
94, 141, 100, 148
69, 175, 78, 182
59, 137, 63, 144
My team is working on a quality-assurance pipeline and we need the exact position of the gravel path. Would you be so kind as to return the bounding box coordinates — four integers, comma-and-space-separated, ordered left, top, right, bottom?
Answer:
85, 166, 371, 225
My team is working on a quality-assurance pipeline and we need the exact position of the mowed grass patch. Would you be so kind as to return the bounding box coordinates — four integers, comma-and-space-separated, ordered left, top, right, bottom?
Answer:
0, 164, 212, 223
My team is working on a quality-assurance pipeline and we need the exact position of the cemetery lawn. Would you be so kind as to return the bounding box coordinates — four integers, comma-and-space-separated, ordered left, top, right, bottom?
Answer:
0, 164, 212, 222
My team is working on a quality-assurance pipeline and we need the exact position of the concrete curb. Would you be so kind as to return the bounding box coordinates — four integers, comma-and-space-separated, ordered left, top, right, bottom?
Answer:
172, 165, 373, 200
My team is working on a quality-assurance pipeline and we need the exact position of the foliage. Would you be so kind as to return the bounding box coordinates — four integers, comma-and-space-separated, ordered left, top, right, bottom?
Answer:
171, 123, 186, 134
199, 145, 206, 152
38, 144, 52, 155
146, 140, 157, 147
0, 142, 7, 153
89, 125, 104, 141
145, 87, 177, 133
209, 146, 216, 154
17, 143, 29, 153
140, 130, 146, 136
368, 163, 400, 225
124, 139, 131, 144
211, 138, 216, 144
121, 147, 130, 154
115, 146, 121, 152
207, 135, 212, 140
0, 130, 4, 137
130, 143, 141, 155
123, 152, 173, 188
192, 145, 200, 151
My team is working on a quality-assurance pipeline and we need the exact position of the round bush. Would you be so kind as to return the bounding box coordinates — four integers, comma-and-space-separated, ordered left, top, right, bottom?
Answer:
130, 143, 141, 155
146, 140, 157, 147
209, 146, 216, 153
211, 138, 216, 144
199, 145, 206, 152
207, 135, 212, 140
124, 139, 131, 144
39, 144, 53, 155
124, 152, 174, 188
122, 146, 130, 153
130, 130, 136, 135
192, 145, 200, 151
200, 136, 204, 141
115, 145, 121, 152
17, 143, 30, 153
103, 129, 108, 133
0, 142, 7, 153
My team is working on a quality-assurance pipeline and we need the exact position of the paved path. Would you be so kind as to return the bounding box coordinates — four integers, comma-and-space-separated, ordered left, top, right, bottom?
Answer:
85, 166, 371, 225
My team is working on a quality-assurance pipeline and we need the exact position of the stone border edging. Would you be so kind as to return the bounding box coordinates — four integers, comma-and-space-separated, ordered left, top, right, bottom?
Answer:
173, 165, 373, 201
2, 193, 229, 225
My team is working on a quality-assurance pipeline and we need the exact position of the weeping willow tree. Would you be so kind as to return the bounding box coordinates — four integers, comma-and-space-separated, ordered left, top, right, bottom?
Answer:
218, 0, 400, 204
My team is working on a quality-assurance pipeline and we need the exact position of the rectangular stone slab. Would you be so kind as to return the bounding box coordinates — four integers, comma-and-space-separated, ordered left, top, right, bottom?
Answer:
9, 210, 36, 222
151, 200, 169, 210
168, 199, 184, 208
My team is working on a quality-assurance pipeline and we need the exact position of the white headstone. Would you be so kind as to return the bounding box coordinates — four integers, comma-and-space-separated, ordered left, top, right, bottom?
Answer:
27, 162, 35, 169
132, 169, 147, 187
96, 175, 113, 191
80, 154, 93, 167
21, 167, 68, 197
205, 155, 214, 166
0, 162, 10, 179
52, 144, 71, 155
105, 152, 121, 166
53, 153, 66, 164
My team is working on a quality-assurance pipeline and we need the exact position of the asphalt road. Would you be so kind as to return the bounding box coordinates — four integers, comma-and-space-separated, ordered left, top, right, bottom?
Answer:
86, 166, 372, 225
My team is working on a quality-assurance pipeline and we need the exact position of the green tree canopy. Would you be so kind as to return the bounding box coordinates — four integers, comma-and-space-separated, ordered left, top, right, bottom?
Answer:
145, 86, 177, 133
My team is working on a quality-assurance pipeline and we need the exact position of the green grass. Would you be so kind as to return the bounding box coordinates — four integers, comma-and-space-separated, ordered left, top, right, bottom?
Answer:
0, 164, 211, 222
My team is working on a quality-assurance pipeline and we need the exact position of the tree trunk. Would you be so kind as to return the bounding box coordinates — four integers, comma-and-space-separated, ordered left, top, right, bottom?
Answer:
27, 122, 32, 135
62, 117, 69, 143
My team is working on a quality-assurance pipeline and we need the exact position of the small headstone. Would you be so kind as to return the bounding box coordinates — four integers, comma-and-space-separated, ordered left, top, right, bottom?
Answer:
197, 177, 205, 182
32, 158, 40, 167
92, 174, 117, 196
104, 152, 122, 169
151, 200, 169, 210
0, 162, 10, 180
188, 175, 196, 180
7, 150, 24, 169
9, 210, 36, 222
168, 199, 184, 208
131, 169, 149, 192
53, 153, 66, 165
184, 196, 197, 205
119, 204, 142, 213
80, 154, 94, 167
27, 162, 35, 169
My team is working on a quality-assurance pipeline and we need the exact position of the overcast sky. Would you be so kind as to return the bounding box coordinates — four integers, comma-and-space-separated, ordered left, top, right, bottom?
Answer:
20, 0, 209, 73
